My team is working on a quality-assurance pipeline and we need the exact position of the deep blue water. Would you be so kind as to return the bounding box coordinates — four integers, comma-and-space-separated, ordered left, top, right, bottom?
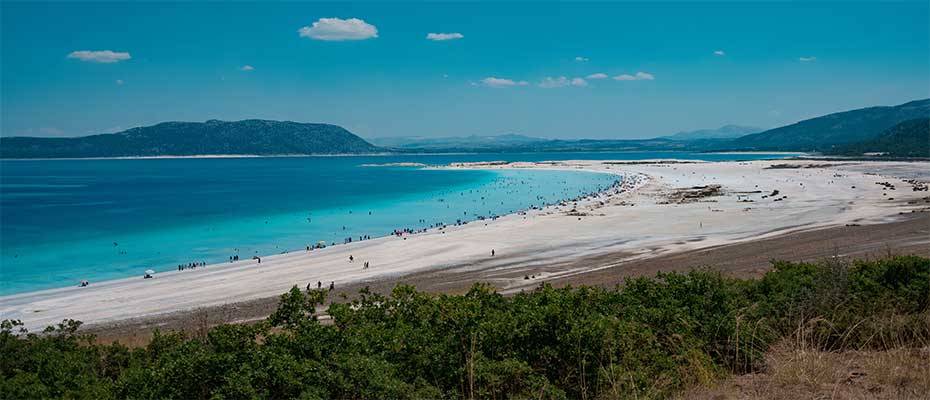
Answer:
0, 152, 796, 295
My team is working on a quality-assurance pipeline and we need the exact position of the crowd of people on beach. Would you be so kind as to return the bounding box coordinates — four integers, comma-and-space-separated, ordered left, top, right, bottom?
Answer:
116, 170, 624, 293
341, 235, 372, 244
178, 261, 207, 271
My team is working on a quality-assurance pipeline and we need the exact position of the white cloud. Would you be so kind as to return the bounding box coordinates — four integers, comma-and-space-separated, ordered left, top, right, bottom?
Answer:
240, 65, 255, 71
67, 50, 131, 63
298, 18, 378, 41
426, 32, 463, 41
480, 77, 528, 88
613, 71, 655, 81
538, 76, 588, 88
539, 76, 570, 88
714, 50, 726, 56
799, 56, 816, 62
115, 79, 124, 85
574, 56, 589, 62
586, 73, 608, 80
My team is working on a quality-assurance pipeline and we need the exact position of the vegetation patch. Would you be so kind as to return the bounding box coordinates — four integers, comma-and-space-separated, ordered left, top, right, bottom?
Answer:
2, 256, 928, 399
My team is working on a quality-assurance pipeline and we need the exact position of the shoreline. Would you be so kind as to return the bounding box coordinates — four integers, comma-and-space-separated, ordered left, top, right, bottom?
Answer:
0, 153, 397, 161
83, 211, 930, 345
0, 150, 807, 161
0, 166, 621, 297
2, 159, 928, 332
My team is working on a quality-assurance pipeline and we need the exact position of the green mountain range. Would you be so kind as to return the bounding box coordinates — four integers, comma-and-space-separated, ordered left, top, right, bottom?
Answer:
1, 99, 926, 158
0, 119, 379, 158
828, 118, 929, 158
728, 99, 930, 152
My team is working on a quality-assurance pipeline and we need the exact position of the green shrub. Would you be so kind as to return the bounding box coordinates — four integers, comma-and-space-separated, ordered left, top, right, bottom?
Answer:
1, 256, 927, 399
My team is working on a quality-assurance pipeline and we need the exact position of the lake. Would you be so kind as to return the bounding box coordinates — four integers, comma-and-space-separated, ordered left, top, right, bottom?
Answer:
0, 152, 796, 294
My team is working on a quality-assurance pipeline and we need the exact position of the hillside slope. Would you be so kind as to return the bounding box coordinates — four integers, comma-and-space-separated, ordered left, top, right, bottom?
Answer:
830, 118, 929, 157
729, 99, 929, 151
0, 119, 379, 158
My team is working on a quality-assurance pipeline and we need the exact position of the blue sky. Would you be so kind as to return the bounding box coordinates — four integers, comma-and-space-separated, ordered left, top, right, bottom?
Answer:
2, 2, 928, 139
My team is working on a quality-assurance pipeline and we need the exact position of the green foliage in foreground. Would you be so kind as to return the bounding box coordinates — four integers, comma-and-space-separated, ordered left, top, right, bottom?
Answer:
2, 256, 928, 399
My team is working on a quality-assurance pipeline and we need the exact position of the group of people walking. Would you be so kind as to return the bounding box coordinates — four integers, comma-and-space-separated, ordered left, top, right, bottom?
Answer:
306, 281, 335, 292
342, 234, 372, 244
178, 261, 206, 271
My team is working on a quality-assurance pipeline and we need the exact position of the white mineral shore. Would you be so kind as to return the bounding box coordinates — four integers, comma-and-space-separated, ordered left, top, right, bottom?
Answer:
2, 159, 928, 331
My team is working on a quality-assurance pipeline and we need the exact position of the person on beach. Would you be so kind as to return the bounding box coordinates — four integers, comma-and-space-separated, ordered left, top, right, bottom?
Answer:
329, 281, 335, 291
491, 249, 495, 256
317, 281, 322, 289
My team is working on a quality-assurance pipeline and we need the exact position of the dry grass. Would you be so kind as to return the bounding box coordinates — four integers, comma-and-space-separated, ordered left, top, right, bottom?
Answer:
678, 342, 930, 400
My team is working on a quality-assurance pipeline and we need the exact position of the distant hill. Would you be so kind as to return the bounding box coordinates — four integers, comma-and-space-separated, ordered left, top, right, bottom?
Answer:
729, 99, 930, 152
829, 118, 929, 158
0, 119, 380, 158
370, 133, 711, 153
369, 134, 547, 150
662, 125, 761, 141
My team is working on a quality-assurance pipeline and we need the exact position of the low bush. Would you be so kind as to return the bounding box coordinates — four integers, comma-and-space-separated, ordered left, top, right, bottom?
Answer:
2, 256, 927, 399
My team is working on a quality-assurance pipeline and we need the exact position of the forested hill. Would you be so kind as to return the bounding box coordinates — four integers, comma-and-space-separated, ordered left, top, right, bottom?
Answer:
729, 99, 930, 152
829, 118, 930, 158
0, 119, 380, 158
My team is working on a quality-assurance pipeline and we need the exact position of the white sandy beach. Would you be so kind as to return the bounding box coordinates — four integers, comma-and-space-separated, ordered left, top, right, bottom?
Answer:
2, 159, 928, 331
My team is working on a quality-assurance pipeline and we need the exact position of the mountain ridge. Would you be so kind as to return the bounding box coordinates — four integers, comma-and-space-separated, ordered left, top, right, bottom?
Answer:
728, 99, 930, 152
828, 118, 929, 158
662, 125, 762, 141
0, 119, 380, 158
4, 99, 927, 158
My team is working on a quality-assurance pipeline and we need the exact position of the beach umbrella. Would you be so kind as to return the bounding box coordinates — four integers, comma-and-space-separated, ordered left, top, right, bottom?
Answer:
145, 269, 155, 275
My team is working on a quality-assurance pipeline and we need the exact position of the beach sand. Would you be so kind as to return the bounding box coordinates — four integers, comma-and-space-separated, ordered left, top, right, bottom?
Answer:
2, 159, 929, 333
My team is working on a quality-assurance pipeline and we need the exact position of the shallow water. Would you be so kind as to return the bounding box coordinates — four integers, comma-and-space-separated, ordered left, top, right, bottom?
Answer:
0, 152, 795, 294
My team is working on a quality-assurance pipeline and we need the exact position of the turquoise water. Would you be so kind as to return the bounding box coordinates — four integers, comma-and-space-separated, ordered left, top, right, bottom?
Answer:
0, 152, 795, 295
